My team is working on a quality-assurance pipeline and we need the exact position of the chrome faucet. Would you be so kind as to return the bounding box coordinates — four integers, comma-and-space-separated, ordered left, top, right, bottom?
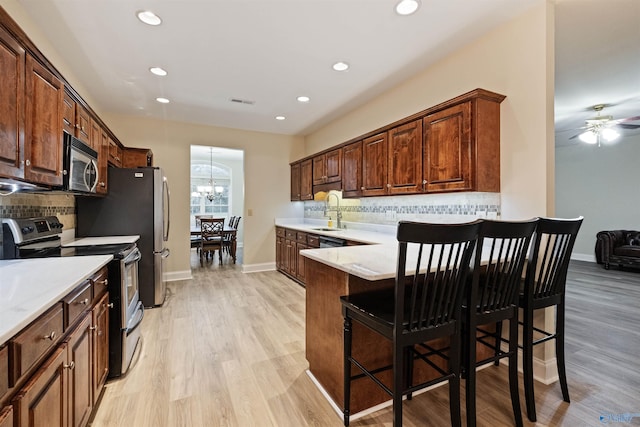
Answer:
324, 191, 342, 229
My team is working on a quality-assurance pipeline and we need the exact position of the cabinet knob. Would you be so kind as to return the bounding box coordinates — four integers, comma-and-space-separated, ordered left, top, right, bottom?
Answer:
43, 331, 56, 341
89, 325, 97, 331
63, 361, 75, 370
26, 159, 31, 167
76, 298, 89, 305
361, 187, 365, 190
386, 183, 391, 188
99, 182, 106, 187
106, 303, 114, 309
422, 180, 427, 184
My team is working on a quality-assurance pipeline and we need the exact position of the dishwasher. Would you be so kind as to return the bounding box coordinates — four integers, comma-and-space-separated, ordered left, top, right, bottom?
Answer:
318, 235, 347, 248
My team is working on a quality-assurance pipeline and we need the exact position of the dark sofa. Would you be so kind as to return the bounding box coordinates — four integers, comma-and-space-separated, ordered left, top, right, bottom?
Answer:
595, 230, 640, 270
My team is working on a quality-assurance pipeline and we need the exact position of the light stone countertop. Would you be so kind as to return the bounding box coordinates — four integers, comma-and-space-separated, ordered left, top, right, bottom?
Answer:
0, 255, 113, 343
276, 219, 484, 281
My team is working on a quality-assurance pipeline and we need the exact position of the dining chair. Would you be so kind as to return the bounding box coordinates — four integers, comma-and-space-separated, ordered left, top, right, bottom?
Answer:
340, 220, 481, 427
232, 216, 241, 229
462, 218, 538, 427
518, 216, 583, 422
200, 218, 225, 265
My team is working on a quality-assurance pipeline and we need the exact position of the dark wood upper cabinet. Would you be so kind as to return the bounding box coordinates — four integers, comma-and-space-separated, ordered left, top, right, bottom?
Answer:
290, 162, 301, 201
300, 159, 313, 200
387, 119, 423, 195
423, 95, 501, 193
312, 148, 342, 187
0, 25, 25, 180
423, 102, 472, 192
75, 105, 90, 146
361, 132, 387, 197
342, 140, 362, 198
24, 54, 64, 187
62, 92, 75, 136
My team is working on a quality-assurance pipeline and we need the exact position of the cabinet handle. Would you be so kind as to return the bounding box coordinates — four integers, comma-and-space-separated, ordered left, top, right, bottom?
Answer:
361, 187, 365, 190
89, 325, 97, 331
106, 303, 114, 309
76, 298, 89, 305
43, 331, 56, 341
99, 182, 106, 188
26, 159, 31, 167
386, 183, 391, 188
63, 361, 75, 370
422, 180, 427, 184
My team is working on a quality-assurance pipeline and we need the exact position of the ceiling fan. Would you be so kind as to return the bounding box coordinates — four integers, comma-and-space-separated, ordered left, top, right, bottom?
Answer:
570, 104, 640, 146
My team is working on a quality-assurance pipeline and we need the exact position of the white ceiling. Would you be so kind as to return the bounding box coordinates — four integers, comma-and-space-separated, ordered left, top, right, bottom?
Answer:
16, 0, 540, 136
14, 0, 640, 144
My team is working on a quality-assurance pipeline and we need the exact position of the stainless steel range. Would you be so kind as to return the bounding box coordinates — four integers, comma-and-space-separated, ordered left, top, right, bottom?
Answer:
1, 216, 144, 378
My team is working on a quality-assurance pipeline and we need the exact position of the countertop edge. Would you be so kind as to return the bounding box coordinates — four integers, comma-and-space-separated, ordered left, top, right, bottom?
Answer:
0, 255, 113, 344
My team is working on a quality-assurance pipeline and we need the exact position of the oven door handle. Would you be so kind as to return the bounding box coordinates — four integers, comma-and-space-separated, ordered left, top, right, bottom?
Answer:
126, 303, 145, 335
124, 249, 142, 266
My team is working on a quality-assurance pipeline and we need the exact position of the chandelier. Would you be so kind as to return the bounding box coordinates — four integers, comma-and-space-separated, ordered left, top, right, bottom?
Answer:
192, 147, 224, 202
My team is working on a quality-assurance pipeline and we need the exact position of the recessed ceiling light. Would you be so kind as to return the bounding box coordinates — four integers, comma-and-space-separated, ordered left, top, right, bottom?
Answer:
297, 96, 310, 103
332, 62, 349, 72
156, 97, 170, 104
149, 67, 167, 76
137, 10, 162, 26
275, 116, 286, 121
395, 0, 420, 16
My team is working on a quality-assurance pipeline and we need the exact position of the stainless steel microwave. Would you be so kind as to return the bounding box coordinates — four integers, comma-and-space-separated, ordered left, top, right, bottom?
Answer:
63, 132, 98, 193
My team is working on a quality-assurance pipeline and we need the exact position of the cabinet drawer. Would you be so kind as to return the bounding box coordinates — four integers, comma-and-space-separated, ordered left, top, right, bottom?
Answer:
10, 303, 64, 384
307, 234, 320, 248
91, 267, 109, 303
296, 232, 308, 243
63, 281, 92, 329
0, 345, 8, 400
276, 227, 285, 238
285, 229, 296, 240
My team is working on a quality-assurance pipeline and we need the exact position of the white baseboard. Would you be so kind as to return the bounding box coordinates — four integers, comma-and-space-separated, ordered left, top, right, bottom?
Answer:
164, 270, 192, 282
572, 253, 596, 263
242, 262, 276, 273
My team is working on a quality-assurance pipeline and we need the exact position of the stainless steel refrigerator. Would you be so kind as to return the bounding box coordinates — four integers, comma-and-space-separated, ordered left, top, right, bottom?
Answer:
77, 167, 170, 307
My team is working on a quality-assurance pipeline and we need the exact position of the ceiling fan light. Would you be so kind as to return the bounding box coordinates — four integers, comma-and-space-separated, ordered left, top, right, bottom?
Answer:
578, 130, 598, 144
601, 128, 620, 142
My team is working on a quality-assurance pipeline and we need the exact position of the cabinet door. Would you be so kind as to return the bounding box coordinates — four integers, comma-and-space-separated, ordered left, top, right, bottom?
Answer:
75, 105, 91, 145
423, 102, 472, 192
0, 406, 13, 427
97, 130, 109, 194
288, 240, 297, 277
62, 92, 75, 136
312, 155, 325, 186
388, 119, 422, 194
290, 162, 301, 201
324, 148, 342, 183
67, 314, 93, 427
12, 345, 68, 427
107, 137, 122, 167
90, 118, 101, 156
0, 26, 25, 180
24, 55, 64, 186
92, 293, 109, 406
342, 141, 362, 198
300, 159, 313, 200
361, 132, 388, 197
296, 243, 308, 283
276, 236, 284, 270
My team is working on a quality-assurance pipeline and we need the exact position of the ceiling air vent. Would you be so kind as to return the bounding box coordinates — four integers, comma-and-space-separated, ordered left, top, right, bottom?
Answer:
230, 98, 255, 105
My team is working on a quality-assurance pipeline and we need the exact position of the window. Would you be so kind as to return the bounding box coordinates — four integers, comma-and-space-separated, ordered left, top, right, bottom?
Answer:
190, 161, 231, 226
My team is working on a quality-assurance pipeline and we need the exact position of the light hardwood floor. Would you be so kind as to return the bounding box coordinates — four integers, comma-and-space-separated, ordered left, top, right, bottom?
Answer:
90, 256, 640, 427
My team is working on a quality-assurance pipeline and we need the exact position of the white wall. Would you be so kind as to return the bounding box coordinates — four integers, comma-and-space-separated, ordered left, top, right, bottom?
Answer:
103, 114, 303, 278
304, 1, 555, 222
555, 135, 640, 259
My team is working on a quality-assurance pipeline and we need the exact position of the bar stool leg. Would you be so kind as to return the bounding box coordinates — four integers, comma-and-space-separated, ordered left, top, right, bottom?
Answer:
343, 316, 352, 427
556, 299, 570, 403
508, 316, 523, 427
522, 307, 537, 422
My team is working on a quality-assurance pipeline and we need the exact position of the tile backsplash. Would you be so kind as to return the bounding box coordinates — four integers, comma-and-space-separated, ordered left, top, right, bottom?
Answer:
0, 193, 76, 230
304, 191, 501, 225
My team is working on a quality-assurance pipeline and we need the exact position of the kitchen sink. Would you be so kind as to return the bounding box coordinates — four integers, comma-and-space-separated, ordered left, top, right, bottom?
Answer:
312, 227, 340, 232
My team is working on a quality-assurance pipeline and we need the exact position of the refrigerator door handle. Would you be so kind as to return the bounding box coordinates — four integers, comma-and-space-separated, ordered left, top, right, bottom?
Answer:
163, 176, 170, 241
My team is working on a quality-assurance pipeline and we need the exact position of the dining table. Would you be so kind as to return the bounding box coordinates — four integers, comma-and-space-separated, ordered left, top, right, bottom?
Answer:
191, 224, 238, 264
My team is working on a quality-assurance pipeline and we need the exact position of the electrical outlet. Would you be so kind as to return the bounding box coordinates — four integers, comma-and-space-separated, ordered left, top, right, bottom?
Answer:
248, 209, 253, 216
475, 210, 487, 218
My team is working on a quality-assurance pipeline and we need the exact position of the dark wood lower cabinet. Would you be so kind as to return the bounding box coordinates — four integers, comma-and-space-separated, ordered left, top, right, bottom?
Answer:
92, 293, 109, 405
276, 228, 322, 286
67, 315, 93, 427
12, 345, 68, 427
